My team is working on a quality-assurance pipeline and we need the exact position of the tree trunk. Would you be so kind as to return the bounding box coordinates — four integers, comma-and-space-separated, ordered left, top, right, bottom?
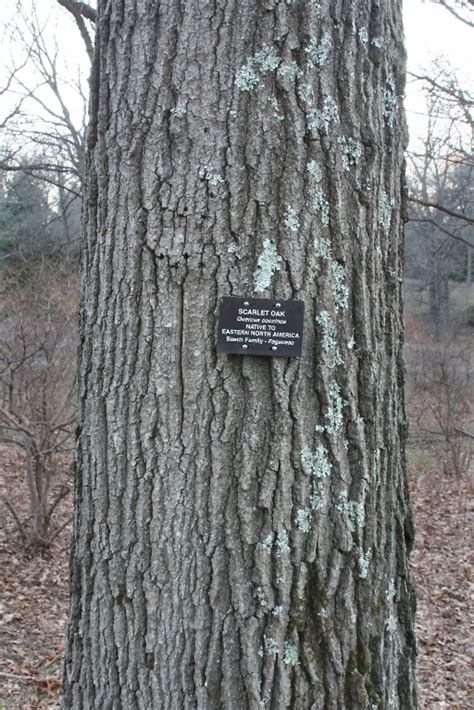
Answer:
64, 1, 417, 708
428, 258, 449, 340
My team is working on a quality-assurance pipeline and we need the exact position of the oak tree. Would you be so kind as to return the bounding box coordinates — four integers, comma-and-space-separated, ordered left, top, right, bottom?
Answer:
64, 1, 417, 707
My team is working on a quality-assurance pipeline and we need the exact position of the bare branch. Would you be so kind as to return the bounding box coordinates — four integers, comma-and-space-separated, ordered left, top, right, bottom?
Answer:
56, 0, 96, 61
0, 2, 88, 196
0, 494, 28, 541
409, 196, 474, 225
432, 0, 474, 27
408, 217, 474, 249
408, 71, 474, 111
455, 428, 474, 440
56, 0, 96, 22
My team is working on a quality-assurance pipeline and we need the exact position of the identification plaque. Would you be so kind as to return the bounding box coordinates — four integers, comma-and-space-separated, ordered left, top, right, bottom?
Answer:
217, 296, 304, 358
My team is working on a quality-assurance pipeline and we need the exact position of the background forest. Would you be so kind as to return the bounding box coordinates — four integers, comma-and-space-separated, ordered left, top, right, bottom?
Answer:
0, 0, 472, 707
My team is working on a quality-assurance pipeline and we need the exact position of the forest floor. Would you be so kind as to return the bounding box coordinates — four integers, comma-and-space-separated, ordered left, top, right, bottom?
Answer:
0, 445, 472, 708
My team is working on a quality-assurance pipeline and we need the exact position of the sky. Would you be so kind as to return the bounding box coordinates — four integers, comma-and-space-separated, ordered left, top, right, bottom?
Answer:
0, 0, 472, 151
403, 0, 473, 150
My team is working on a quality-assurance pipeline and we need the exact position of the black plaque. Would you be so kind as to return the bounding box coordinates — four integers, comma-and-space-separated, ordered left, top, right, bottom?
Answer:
217, 296, 304, 358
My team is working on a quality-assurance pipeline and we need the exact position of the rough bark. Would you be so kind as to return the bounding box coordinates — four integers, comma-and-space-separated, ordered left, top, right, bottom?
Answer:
64, 1, 417, 708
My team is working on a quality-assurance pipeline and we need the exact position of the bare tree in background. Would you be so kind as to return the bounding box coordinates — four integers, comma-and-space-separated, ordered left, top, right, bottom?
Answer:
0, 1, 92, 191
407, 0, 473, 244
406, 82, 473, 333
0, 0, 95, 257
0, 261, 77, 547
406, 6, 474, 332
405, 307, 473, 474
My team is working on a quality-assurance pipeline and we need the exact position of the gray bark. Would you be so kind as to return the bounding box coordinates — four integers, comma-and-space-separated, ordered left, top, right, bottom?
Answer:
64, 1, 417, 708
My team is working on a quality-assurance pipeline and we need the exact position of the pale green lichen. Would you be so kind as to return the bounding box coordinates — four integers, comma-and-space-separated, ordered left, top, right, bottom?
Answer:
330, 262, 349, 311
276, 529, 290, 555
348, 501, 365, 530
261, 533, 274, 552
301, 444, 332, 478
304, 33, 332, 68
295, 508, 312, 533
235, 61, 260, 92
326, 381, 345, 434
309, 491, 326, 510
372, 450, 380, 480
314, 237, 331, 260
254, 45, 280, 73
283, 642, 299, 666
306, 160, 322, 180
254, 239, 282, 292
228, 243, 244, 258
256, 587, 269, 608
171, 98, 187, 117
386, 581, 396, 604
371, 37, 383, 49
347, 337, 355, 350
283, 206, 300, 232
277, 61, 302, 83
358, 28, 369, 46
379, 191, 395, 232
297, 82, 313, 106
307, 95, 339, 132
358, 549, 371, 579
272, 605, 284, 617
298, 86, 339, 133
386, 615, 397, 634
267, 95, 284, 122
259, 635, 279, 657
336, 492, 365, 531
316, 310, 343, 367
198, 165, 224, 187
313, 186, 330, 225
383, 78, 398, 128
235, 45, 280, 92
338, 136, 362, 172
306, 160, 330, 225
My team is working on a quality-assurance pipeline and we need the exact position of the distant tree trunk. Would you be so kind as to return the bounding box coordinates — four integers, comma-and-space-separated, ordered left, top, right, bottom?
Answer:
64, 1, 417, 708
428, 257, 449, 339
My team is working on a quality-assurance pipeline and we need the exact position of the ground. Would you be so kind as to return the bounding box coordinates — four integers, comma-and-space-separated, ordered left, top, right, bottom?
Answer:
408, 443, 473, 709
0, 448, 71, 709
0, 444, 472, 708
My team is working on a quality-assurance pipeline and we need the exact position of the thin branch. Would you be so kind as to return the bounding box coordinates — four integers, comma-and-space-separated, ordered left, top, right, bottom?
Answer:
46, 484, 70, 522
408, 218, 474, 249
56, 0, 96, 61
409, 196, 474, 225
455, 428, 474, 440
0, 495, 28, 541
432, 0, 474, 28
47, 515, 73, 543
409, 71, 474, 109
0, 163, 82, 197
56, 0, 96, 22
0, 671, 41, 683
